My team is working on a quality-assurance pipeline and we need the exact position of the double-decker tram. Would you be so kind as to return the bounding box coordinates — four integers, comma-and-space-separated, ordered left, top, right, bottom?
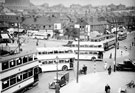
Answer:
63, 41, 104, 61
36, 47, 75, 72
90, 34, 116, 51
0, 51, 39, 93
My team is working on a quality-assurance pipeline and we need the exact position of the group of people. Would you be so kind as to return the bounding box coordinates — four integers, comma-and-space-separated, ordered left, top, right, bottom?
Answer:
104, 61, 112, 75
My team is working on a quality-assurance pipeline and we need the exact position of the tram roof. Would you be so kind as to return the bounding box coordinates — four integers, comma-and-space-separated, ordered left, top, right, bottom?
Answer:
90, 34, 115, 40
36, 47, 72, 52
72, 41, 104, 45
0, 50, 37, 62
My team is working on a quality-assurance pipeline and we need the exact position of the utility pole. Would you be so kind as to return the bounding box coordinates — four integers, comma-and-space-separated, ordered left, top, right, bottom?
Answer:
76, 28, 80, 83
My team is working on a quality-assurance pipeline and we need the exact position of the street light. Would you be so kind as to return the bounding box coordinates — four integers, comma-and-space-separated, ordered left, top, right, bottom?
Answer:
113, 17, 118, 72
55, 56, 60, 93
76, 27, 80, 83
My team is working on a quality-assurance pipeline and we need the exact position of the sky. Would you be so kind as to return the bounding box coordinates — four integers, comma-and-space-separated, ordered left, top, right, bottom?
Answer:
30, 0, 135, 7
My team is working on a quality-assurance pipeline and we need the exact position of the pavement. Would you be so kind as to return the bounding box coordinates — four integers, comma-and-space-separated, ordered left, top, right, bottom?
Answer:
60, 71, 135, 93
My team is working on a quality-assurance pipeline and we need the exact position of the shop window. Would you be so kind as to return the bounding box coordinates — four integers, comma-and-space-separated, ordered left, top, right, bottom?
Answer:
2, 61, 9, 70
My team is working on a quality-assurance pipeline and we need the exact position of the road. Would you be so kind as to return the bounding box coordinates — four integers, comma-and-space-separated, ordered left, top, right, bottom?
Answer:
21, 31, 135, 93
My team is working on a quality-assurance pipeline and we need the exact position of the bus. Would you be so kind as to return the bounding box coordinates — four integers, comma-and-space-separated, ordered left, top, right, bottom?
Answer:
90, 34, 116, 51
36, 47, 75, 72
63, 41, 104, 61
0, 51, 39, 93
32, 32, 48, 40
117, 31, 127, 41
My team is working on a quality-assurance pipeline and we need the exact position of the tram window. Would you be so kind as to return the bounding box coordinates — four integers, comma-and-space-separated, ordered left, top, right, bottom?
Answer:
2, 78, 9, 89
48, 60, 53, 64
2, 61, 9, 70
16, 58, 22, 65
59, 60, 64, 63
85, 45, 89, 47
42, 61, 47, 64
54, 50, 58, 54
65, 50, 68, 53
23, 72, 28, 80
28, 55, 33, 61
10, 75, 16, 85
10, 60, 16, 68
48, 51, 53, 54
68, 50, 73, 53
38, 52, 42, 55
23, 56, 28, 63
80, 45, 84, 47
28, 69, 33, 77
43, 51, 47, 54
98, 45, 102, 47
65, 59, 69, 63
17, 74, 22, 82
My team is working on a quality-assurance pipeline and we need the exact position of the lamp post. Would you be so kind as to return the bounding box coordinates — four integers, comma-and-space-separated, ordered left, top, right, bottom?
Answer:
76, 27, 80, 83
55, 56, 60, 93
113, 17, 118, 72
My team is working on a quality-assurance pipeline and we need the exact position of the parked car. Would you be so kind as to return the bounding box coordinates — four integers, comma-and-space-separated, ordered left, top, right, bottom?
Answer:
49, 71, 69, 89
116, 59, 135, 71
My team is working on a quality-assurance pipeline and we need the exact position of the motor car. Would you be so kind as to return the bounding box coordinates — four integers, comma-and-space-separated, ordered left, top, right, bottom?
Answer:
49, 72, 69, 89
116, 59, 135, 71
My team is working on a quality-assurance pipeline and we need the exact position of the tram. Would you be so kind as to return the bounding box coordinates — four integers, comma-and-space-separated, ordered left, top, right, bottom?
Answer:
0, 51, 39, 93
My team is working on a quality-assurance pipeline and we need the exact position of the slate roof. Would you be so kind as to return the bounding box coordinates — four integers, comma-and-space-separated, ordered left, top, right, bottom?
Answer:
22, 16, 61, 25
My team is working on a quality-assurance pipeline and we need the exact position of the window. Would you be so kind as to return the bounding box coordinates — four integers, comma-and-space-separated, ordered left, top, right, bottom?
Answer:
43, 51, 47, 54
42, 61, 47, 64
23, 71, 28, 80
68, 50, 73, 53
48, 51, 53, 54
2, 78, 9, 89
10, 60, 16, 68
28, 55, 33, 61
38, 52, 42, 55
16, 58, 22, 65
28, 69, 33, 77
2, 61, 9, 70
65, 59, 69, 63
17, 74, 22, 82
59, 60, 64, 63
54, 51, 58, 54
23, 56, 28, 63
48, 60, 53, 64
10, 75, 16, 85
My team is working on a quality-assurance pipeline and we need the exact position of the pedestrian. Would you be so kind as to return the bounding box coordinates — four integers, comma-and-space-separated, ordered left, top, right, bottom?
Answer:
132, 42, 134, 46
104, 61, 107, 70
109, 53, 112, 59
108, 66, 112, 75
105, 84, 111, 93
121, 51, 123, 56
36, 39, 39, 46
83, 65, 87, 75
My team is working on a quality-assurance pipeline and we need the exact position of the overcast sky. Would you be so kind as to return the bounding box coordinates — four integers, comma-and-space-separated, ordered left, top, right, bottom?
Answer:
30, 0, 135, 7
